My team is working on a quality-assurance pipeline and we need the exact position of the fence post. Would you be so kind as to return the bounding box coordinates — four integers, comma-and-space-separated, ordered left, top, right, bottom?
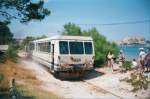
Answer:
9, 78, 19, 99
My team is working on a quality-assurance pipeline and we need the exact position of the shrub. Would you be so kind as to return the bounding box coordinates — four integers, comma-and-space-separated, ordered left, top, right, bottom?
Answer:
0, 52, 7, 63
5, 44, 18, 63
0, 73, 9, 92
0, 43, 18, 63
0, 73, 4, 82
121, 72, 149, 92
122, 61, 132, 70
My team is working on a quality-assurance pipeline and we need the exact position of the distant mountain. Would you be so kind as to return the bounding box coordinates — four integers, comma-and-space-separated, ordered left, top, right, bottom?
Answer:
115, 36, 145, 45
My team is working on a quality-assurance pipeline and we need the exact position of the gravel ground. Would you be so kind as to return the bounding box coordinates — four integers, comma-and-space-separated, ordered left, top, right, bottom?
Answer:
20, 59, 150, 99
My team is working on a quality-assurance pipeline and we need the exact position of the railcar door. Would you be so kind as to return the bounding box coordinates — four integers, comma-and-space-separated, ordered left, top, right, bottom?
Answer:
51, 44, 55, 71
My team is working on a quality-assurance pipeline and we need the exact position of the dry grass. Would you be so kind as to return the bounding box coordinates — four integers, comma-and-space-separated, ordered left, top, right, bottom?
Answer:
17, 84, 60, 99
0, 60, 40, 85
0, 60, 60, 99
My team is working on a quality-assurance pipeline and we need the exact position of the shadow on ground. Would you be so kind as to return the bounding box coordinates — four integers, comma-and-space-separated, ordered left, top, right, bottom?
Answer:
58, 69, 105, 81
0, 93, 9, 99
82, 69, 105, 80
0, 93, 34, 99
41, 63, 105, 81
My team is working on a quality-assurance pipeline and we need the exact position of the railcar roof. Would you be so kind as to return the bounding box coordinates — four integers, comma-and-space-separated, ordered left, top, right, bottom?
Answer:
33, 35, 93, 42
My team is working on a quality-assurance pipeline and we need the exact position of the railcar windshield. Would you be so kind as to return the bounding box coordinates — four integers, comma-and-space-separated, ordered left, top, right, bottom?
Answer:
59, 41, 93, 54
59, 41, 69, 54
69, 42, 84, 54
84, 42, 93, 54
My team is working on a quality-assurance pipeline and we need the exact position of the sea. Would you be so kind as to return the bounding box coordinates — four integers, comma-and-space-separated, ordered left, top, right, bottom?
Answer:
120, 46, 149, 61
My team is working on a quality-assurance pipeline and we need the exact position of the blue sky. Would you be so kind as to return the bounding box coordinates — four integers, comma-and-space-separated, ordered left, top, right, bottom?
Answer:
9, 0, 150, 41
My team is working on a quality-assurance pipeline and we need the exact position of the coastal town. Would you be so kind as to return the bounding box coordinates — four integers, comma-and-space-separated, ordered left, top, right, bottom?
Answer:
116, 36, 150, 46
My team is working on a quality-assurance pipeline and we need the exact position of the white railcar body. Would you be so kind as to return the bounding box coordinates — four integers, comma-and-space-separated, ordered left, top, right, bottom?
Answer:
29, 35, 95, 73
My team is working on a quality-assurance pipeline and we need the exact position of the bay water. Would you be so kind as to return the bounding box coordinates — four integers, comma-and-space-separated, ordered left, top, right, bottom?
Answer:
120, 46, 148, 61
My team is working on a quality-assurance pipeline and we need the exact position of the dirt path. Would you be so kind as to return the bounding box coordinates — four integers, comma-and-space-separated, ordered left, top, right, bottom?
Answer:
21, 59, 121, 98
20, 59, 150, 99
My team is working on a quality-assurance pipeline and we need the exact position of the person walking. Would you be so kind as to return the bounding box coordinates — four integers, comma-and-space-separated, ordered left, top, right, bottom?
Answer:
118, 50, 125, 66
139, 48, 146, 72
107, 51, 115, 72
145, 48, 150, 72
118, 50, 125, 72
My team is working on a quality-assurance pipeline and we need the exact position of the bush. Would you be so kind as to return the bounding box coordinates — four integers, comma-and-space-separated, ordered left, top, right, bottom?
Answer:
122, 61, 132, 70
121, 72, 149, 92
0, 52, 7, 63
0, 44, 18, 63
0, 73, 9, 92
5, 44, 18, 62
0, 73, 4, 82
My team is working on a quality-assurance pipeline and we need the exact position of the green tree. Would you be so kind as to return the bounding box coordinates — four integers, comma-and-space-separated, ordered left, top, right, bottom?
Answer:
82, 28, 119, 66
0, 0, 50, 63
62, 23, 119, 67
0, 21, 13, 44
5, 43, 18, 62
0, 21, 19, 63
62, 22, 82, 36
0, 0, 50, 23
36, 34, 47, 40
22, 36, 35, 47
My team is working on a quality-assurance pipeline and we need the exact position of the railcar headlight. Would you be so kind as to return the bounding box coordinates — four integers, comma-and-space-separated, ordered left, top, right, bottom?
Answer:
59, 61, 68, 67
89, 61, 93, 65
84, 60, 93, 67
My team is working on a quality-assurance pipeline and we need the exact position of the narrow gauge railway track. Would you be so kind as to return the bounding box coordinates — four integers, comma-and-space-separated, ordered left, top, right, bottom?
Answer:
55, 71, 124, 99
38, 64, 124, 99
81, 80, 124, 99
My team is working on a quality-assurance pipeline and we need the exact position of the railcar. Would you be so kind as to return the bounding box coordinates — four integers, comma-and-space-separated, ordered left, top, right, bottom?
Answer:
29, 35, 95, 77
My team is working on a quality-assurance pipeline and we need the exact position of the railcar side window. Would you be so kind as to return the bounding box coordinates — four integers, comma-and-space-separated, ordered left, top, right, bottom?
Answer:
38, 42, 51, 52
69, 42, 84, 54
59, 41, 69, 54
84, 42, 93, 54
